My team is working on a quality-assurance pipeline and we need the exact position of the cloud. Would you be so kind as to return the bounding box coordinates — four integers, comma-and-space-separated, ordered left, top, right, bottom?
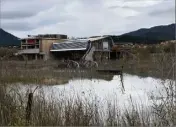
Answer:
106, 0, 162, 9
1, 0, 60, 19
149, 7, 175, 17
1, 21, 35, 31
1, 11, 36, 19
1, 0, 174, 38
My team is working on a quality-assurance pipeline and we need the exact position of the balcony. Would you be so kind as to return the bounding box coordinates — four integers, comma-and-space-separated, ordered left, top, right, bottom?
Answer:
18, 49, 40, 54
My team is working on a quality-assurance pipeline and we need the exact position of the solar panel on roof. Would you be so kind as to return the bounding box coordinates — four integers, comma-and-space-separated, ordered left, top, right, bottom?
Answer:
50, 40, 89, 51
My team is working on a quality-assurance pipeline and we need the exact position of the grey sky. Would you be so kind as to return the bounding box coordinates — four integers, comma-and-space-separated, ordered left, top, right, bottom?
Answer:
0, 0, 175, 38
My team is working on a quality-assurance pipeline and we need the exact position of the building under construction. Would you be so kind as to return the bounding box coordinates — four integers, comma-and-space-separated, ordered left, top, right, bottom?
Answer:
19, 34, 129, 63
19, 34, 67, 60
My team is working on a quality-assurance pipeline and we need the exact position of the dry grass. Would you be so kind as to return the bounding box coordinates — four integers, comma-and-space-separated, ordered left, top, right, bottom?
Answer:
0, 60, 114, 85
0, 82, 176, 126
0, 47, 176, 126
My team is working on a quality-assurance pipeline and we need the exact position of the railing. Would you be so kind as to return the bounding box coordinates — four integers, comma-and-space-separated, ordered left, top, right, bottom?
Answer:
18, 49, 40, 54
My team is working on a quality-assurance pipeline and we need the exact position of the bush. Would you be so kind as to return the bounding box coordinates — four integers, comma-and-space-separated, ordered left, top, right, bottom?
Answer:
0, 48, 17, 58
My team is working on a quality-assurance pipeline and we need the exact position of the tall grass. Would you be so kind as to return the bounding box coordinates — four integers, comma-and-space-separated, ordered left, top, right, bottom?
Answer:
0, 84, 138, 126
0, 60, 114, 85
0, 82, 176, 126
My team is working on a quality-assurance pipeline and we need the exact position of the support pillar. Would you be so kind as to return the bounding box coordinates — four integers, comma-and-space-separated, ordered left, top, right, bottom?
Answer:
108, 51, 110, 60
35, 54, 38, 60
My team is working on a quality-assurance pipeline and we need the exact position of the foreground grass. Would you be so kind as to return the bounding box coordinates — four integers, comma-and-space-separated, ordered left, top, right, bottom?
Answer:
0, 82, 176, 126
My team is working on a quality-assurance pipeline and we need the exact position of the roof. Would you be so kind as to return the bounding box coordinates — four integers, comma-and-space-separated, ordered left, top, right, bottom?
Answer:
20, 34, 67, 40
20, 37, 39, 40
20, 37, 67, 40
76, 36, 108, 42
89, 36, 107, 41
50, 40, 89, 52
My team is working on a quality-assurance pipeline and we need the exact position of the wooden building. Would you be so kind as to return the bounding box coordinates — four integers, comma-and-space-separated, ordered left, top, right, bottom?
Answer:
50, 36, 121, 61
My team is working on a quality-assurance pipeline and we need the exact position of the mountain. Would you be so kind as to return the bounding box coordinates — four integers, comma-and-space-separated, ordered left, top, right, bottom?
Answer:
0, 28, 20, 47
0, 23, 175, 46
113, 23, 175, 44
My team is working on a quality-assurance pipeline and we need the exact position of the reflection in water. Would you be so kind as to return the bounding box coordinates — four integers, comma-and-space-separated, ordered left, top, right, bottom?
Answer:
14, 74, 167, 108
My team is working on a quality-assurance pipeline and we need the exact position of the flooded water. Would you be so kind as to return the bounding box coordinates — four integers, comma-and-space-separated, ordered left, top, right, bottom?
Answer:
13, 73, 168, 108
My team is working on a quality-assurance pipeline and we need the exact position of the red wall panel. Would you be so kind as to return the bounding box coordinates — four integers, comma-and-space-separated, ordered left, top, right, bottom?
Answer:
27, 39, 35, 44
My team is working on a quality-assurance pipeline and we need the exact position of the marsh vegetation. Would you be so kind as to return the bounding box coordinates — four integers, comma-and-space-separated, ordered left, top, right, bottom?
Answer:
0, 44, 176, 126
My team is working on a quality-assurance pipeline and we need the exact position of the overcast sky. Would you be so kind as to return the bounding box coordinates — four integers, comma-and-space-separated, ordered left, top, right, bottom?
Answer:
0, 0, 175, 38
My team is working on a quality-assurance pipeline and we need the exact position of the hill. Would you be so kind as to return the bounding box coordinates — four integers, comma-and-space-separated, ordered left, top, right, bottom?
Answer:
113, 23, 175, 44
0, 28, 20, 47
0, 23, 175, 46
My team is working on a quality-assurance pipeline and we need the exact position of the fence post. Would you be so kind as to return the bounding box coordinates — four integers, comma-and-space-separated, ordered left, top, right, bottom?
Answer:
25, 93, 33, 126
